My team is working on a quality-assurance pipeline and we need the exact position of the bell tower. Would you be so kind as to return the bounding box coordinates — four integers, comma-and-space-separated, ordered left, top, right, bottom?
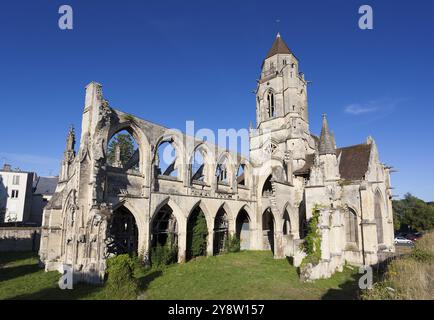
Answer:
255, 33, 309, 134
250, 33, 316, 173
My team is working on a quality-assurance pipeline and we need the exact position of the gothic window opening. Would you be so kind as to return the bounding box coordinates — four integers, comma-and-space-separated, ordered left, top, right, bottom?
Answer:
345, 209, 358, 244
299, 199, 307, 239
262, 209, 275, 253
375, 191, 384, 244
107, 130, 139, 172
216, 157, 229, 185
213, 208, 229, 255
262, 175, 273, 197
236, 164, 246, 186
283, 209, 291, 235
107, 206, 138, 256
267, 91, 276, 118
151, 204, 178, 249
191, 148, 206, 184
155, 140, 178, 178
236, 209, 251, 250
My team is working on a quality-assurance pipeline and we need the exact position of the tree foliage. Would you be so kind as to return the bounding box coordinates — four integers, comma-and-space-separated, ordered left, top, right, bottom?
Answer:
393, 193, 434, 232
187, 210, 208, 259
107, 133, 134, 166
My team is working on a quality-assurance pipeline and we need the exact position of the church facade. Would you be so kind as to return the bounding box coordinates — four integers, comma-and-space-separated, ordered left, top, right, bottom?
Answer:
39, 34, 395, 283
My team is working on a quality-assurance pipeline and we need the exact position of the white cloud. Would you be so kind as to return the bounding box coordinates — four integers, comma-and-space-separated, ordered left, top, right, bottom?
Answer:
344, 103, 378, 115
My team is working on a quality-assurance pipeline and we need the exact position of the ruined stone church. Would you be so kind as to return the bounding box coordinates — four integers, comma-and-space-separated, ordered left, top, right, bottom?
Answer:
39, 33, 395, 282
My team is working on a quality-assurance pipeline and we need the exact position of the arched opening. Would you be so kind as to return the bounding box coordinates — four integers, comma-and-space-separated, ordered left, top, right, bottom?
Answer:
262, 208, 275, 253
298, 199, 307, 239
151, 204, 178, 249
345, 208, 358, 244
375, 192, 384, 245
107, 206, 138, 256
107, 130, 139, 172
283, 209, 291, 235
262, 175, 273, 197
213, 207, 229, 255
187, 206, 208, 260
236, 164, 246, 186
155, 140, 178, 178
267, 90, 275, 118
190, 148, 206, 184
216, 157, 229, 185
236, 208, 251, 250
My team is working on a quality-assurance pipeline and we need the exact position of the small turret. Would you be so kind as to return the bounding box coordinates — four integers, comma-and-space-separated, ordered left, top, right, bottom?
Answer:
319, 114, 336, 155
60, 126, 76, 182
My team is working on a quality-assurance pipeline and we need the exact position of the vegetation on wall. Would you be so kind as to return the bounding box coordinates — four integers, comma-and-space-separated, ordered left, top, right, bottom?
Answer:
301, 206, 322, 267
393, 193, 434, 232
187, 211, 208, 259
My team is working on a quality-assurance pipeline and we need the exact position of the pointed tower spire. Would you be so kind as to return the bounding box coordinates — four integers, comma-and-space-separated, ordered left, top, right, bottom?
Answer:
66, 125, 75, 152
265, 33, 292, 59
318, 114, 336, 155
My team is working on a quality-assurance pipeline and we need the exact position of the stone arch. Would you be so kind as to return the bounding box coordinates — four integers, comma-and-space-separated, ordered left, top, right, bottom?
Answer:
374, 190, 384, 245
106, 120, 151, 178
186, 202, 209, 260
213, 206, 229, 255
262, 208, 275, 253
235, 206, 252, 250
106, 205, 139, 256
153, 131, 185, 180
215, 151, 236, 187
282, 209, 291, 236
281, 202, 299, 238
189, 143, 215, 185
236, 159, 251, 189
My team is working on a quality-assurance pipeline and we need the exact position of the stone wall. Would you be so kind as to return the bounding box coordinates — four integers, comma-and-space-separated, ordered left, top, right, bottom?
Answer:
0, 227, 41, 252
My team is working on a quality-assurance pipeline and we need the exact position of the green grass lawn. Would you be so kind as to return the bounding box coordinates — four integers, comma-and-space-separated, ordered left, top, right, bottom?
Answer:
0, 251, 360, 300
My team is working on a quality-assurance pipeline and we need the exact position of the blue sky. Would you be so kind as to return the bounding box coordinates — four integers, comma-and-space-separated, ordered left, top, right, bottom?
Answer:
0, 0, 433, 201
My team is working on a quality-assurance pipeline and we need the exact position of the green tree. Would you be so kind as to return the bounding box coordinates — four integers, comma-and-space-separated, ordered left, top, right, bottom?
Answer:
393, 193, 434, 232
107, 133, 134, 166
187, 211, 208, 259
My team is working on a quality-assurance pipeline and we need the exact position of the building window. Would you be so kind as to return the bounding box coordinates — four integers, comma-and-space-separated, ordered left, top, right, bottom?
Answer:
11, 190, 19, 198
12, 175, 20, 185
267, 91, 275, 118
345, 209, 358, 244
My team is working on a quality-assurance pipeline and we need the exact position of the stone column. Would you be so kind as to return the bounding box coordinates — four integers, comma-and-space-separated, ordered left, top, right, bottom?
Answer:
177, 231, 187, 263
207, 225, 214, 256
274, 230, 285, 259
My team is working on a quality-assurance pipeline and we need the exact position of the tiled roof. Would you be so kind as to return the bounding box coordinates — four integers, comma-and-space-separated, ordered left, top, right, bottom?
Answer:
265, 33, 292, 59
337, 143, 372, 181
34, 176, 58, 195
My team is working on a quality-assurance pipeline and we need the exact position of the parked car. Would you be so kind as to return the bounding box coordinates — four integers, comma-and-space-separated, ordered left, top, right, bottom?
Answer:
394, 236, 413, 245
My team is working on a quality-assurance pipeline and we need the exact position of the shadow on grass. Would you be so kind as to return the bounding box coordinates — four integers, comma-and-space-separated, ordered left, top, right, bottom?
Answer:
321, 272, 361, 300
0, 251, 38, 267
137, 269, 163, 292
8, 284, 104, 300
0, 263, 41, 282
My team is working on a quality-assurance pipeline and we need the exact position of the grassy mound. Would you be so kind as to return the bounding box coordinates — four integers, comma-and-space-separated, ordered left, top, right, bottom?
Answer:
0, 251, 360, 300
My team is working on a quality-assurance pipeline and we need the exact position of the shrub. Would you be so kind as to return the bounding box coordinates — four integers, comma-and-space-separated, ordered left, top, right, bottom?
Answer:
106, 254, 138, 299
150, 235, 178, 268
225, 234, 240, 253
